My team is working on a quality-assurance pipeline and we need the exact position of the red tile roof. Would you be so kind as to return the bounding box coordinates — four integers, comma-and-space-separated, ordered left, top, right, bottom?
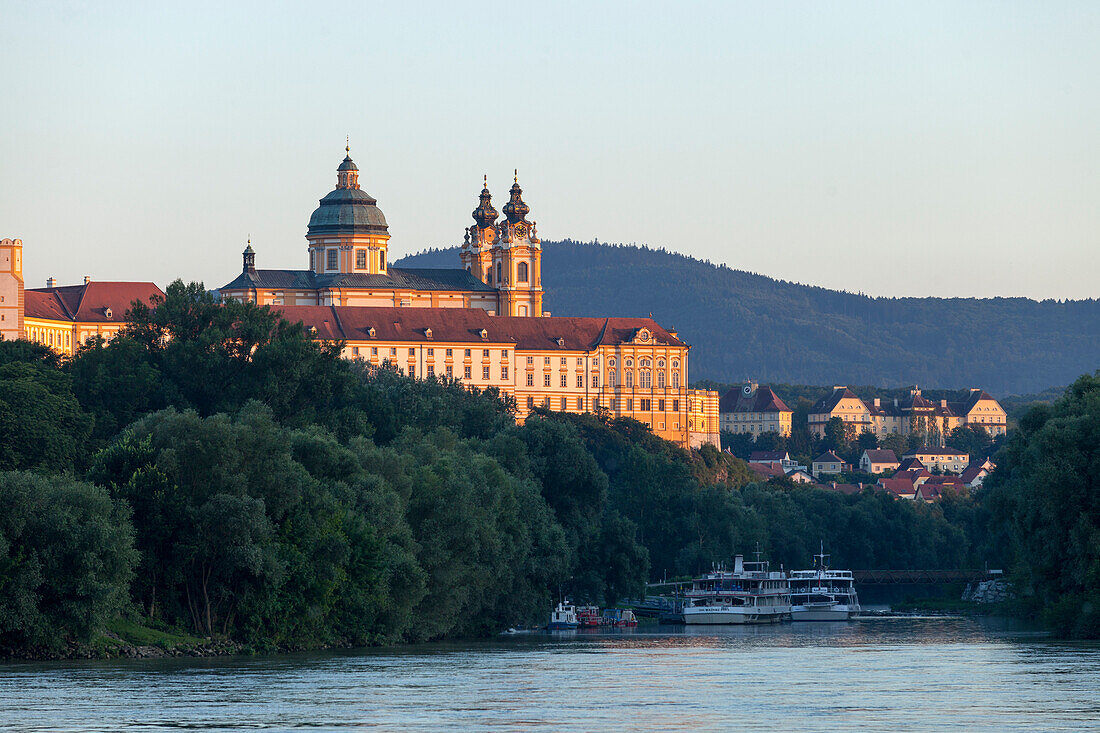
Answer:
747, 462, 787, 480
272, 306, 686, 350
923, 476, 967, 487
749, 451, 789, 463
862, 449, 899, 464
24, 282, 164, 323
877, 477, 916, 498
823, 482, 865, 495
812, 387, 862, 413
720, 385, 792, 414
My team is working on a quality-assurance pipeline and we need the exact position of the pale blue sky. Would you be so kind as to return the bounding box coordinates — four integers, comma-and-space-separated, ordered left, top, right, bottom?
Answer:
2, 1, 1097, 299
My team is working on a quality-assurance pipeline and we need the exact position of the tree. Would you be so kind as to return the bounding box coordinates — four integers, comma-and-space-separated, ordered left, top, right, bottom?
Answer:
0, 361, 92, 472
949, 425, 994, 460
123, 280, 358, 427
982, 372, 1100, 637
857, 430, 879, 450
0, 472, 135, 652
822, 416, 850, 453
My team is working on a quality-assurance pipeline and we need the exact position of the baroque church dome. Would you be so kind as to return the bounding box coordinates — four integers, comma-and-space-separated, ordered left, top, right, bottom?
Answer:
307, 149, 389, 236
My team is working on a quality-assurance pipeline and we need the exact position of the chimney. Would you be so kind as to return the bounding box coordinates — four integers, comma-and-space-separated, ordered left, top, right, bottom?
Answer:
83, 276, 91, 285
45, 277, 56, 288
873, 398, 880, 407
894, 398, 898, 408
940, 399, 948, 408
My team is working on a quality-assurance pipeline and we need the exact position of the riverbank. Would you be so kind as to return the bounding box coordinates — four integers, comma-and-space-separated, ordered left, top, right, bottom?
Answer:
1, 619, 243, 662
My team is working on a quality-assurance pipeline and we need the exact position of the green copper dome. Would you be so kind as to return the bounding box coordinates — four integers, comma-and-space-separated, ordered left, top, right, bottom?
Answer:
307, 154, 389, 236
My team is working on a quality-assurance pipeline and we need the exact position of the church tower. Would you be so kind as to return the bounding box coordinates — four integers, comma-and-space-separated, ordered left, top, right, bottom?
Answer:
460, 176, 499, 287
0, 238, 24, 342
496, 171, 542, 317
306, 144, 391, 276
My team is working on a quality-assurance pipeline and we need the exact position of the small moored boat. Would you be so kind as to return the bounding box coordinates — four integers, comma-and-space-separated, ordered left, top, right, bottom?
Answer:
548, 601, 579, 630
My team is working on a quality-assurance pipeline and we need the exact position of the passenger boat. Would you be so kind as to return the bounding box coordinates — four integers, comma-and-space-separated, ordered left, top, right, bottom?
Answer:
681, 554, 791, 624
576, 605, 601, 628
599, 608, 638, 627
788, 546, 861, 621
548, 601, 579, 630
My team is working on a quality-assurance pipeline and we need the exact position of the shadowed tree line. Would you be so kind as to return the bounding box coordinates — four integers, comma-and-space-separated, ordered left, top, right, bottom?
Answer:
0, 280, 1096, 654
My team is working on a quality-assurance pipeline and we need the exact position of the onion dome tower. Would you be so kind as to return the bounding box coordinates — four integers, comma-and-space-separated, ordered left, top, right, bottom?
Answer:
494, 170, 542, 317
306, 143, 391, 275
460, 176, 499, 285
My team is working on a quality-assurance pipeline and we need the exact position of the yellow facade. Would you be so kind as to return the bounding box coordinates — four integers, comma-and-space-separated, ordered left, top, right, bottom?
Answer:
810, 385, 1007, 443
282, 305, 719, 450
719, 382, 793, 437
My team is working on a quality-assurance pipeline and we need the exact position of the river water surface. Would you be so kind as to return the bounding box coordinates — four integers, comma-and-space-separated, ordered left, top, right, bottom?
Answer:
1, 616, 1098, 731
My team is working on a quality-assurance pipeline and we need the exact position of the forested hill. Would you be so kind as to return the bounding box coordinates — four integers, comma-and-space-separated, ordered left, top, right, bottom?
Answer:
395, 241, 1100, 395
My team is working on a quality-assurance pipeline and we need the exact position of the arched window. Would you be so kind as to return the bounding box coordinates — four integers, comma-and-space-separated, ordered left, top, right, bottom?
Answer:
518, 262, 528, 282
641, 358, 651, 367
380, 251, 386, 270
657, 370, 666, 388
640, 370, 652, 389
608, 370, 616, 387
626, 370, 634, 388
496, 262, 502, 283
486, 268, 493, 285
672, 371, 680, 388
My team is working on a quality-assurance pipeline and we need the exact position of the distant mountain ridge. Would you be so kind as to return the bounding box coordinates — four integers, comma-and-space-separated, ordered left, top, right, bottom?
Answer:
394, 241, 1100, 395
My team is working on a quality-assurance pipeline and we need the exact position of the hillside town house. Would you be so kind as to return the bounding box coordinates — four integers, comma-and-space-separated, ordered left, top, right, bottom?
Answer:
859, 449, 900, 474
902, 447, 970, 474
809, 385, 1006, 442
812, 451, 847, 479
719, 381, 793, 437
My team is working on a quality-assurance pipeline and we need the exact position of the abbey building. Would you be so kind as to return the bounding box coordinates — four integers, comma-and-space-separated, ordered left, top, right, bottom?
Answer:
219, 150, 543, 317
2, 148, 722, 450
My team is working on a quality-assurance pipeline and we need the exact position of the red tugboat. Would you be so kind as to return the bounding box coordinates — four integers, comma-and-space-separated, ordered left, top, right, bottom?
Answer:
575, 606, 601, 628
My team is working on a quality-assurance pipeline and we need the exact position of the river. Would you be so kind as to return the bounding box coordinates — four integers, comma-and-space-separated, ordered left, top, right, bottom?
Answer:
1, 616, 1098, 731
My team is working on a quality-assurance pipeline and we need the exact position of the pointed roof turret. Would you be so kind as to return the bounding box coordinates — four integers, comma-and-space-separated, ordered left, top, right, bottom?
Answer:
472, 175, 499, 229
242, 236, 256, 274
502, 169, 530, 223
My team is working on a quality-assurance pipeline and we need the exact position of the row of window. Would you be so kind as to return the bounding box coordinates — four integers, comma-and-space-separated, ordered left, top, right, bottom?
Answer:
485, 261, 530, 286
313, 248, 387, 272
522, 355, 682, 370
351, 346, 511, 360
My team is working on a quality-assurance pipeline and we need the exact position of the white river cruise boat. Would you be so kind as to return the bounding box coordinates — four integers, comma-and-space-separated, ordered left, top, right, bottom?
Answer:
788, 547, 861, 621
682, 554, 791, 625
